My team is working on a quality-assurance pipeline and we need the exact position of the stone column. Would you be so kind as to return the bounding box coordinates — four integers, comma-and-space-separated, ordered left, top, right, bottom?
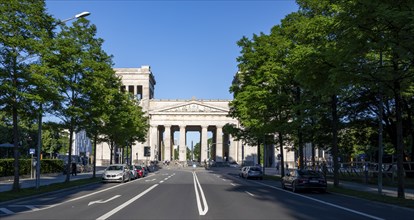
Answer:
201, 125, 208, 163
179, 125, 186, 162
150, 125, 158, 161
216, 126, 223, 162
164, 125, 171, 161
228, 134, 236, 162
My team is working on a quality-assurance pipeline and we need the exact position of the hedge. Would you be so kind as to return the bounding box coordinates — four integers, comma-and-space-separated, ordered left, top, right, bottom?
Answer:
0, 159, 64, 177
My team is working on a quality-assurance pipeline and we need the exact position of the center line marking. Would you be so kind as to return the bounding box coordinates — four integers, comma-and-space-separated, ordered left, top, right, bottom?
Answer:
193, 171, 209, 215
245, 191, 255, 197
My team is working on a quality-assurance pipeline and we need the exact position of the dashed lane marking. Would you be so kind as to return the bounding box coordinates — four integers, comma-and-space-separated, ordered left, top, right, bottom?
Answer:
0, 208, 14, 215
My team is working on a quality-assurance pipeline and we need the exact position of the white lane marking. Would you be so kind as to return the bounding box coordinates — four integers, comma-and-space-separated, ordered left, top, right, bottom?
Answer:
254, 181, 384, 220
97, 184, 158, 220
8, 205, 40, 211
88, 195, 121, 206
145, 179, 156, 182
231, 183, 238, 186
26, 205, 40, 211
245, 191, 255, 197
0, 208, 14, 214
1, 176, 155, 215
193, 171, 208, 215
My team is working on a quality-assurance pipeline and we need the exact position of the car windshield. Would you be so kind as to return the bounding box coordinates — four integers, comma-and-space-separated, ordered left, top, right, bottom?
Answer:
108, 165, 123, 171
298, 170, 322, 177
135, 166, 142, 169
250, 167, 261, 171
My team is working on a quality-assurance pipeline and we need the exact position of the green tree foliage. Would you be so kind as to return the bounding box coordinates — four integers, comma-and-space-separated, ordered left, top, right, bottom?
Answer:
230, 0, 413, 198
101, 91, 148, 165
0, 0, 55, 191
41, 122, 69, 158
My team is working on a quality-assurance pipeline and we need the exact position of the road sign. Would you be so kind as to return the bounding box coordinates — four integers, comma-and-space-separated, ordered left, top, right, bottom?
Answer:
29, 148, 35, 155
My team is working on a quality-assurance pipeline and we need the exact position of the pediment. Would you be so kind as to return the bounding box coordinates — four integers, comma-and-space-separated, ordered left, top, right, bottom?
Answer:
156, 102, 228, 113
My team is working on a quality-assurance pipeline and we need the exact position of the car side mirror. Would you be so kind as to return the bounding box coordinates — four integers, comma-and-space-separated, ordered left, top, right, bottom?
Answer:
286, 173, 291, 177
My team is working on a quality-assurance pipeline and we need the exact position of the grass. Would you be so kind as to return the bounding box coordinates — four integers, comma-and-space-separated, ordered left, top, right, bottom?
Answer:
0, 177, 101, 203
328, 185, 414, 209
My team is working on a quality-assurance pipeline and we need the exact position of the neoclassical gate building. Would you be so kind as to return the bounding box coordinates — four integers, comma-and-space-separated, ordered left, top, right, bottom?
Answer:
96, 66, 257, 166
95, 66, 326, 167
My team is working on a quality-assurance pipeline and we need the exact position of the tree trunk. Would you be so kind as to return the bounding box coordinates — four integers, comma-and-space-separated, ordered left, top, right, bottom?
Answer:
109, 140, 113, 165
93, 134, 97, 178
394, 80, 405, 198
12, 104, 20, 191
279, 132, 285, 177
65, 125, 74, 182
331, 95, 339, 187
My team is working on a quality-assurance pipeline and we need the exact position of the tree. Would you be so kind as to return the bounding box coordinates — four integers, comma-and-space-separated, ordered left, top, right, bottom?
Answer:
44, 18, 108, 182
101, 92, 148, 165
0, 0, 55, 191
334, 0, 414, 198
77, 24, 121, 177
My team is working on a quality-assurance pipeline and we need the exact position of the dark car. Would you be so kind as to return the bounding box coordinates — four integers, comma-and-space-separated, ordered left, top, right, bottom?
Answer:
240, 166, 263, 180
281, 169, 327, 193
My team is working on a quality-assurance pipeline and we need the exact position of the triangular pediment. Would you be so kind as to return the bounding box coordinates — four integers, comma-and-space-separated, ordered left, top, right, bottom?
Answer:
156, 101, 228, 113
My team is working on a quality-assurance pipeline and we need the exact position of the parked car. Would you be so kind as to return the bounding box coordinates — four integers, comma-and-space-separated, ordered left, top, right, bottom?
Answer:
129, 165, 138, 180
142, 166, 149, 176
239, 166, 248, 177
281, 169, 327, 193
240, 166, 263, 180
229, 161, 240, 168
102, 164, 130, 183
134, 165, 145, 178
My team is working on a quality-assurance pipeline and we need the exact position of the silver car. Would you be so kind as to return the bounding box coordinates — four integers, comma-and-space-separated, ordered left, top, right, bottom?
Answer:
241, 166, 263, 180
102, 164, 130, 183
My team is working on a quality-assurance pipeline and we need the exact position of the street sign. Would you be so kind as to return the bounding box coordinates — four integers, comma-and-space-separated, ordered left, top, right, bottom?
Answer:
29, 148, 35, 155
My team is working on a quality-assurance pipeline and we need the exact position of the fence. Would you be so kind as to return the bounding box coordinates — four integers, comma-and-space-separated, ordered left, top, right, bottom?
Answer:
304, 161, 414, 183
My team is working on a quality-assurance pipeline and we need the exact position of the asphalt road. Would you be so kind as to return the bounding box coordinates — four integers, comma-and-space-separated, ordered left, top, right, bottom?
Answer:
1, 167, 413, 220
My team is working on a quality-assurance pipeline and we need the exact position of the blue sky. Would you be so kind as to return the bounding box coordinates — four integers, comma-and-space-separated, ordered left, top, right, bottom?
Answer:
45, 0, 299, 146
45, 0, 298, 100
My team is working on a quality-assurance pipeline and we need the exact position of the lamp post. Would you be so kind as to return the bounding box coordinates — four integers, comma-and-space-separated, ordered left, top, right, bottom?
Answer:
35, 11, 91, 189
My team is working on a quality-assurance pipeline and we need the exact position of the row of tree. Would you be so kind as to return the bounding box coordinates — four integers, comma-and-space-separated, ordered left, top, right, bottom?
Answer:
227, 0, 413, 199
0, 0, 148, 191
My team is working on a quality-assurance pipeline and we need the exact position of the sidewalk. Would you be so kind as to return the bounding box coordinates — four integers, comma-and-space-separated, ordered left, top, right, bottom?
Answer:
0, 169, 105, 193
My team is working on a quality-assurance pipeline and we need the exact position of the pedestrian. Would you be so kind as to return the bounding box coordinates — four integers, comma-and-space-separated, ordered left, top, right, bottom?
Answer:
71, 162, 77, 176
322, 161, 327, 179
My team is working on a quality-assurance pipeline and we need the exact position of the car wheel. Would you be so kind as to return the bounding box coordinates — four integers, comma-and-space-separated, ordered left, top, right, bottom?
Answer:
122, 176, 125, 183
319, 188, 326, 193
281, 181, 286, 189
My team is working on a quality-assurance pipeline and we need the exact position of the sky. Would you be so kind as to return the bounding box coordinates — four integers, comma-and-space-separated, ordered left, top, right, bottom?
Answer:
45, 0, 299, 100
44, 0, 299, 146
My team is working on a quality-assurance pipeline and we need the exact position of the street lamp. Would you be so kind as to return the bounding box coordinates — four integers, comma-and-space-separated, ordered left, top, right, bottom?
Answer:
60, 11, 91, 23
35, 11, 91, 189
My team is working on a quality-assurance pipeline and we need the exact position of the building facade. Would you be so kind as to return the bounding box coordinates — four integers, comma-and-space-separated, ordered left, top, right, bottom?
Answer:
94, 65, 329, 167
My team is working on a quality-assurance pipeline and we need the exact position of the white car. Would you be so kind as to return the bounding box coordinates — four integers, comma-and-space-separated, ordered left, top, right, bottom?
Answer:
102, 164, 130, 183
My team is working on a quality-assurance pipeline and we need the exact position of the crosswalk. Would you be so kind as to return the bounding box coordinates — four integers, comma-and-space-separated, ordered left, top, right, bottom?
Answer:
0, 204, 50, 216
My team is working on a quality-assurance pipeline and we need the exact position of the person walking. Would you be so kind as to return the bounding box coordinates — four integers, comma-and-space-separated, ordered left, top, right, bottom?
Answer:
71, 162, 77, 176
